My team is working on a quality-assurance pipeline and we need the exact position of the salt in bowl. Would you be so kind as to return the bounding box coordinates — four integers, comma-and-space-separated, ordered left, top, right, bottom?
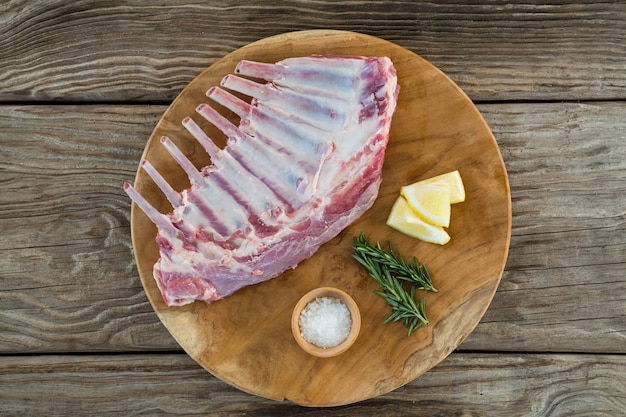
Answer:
291, 287, 361, 358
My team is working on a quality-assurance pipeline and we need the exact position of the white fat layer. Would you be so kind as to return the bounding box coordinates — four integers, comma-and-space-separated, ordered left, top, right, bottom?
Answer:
210, 151, 286, 220
273, 57, 363, 95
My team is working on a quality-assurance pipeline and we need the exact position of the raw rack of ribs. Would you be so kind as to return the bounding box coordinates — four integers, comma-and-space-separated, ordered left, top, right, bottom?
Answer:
125, 55, 399, 306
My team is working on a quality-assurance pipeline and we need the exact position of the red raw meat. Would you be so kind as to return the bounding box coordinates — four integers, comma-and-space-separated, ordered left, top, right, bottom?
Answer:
125, 55, 399, 306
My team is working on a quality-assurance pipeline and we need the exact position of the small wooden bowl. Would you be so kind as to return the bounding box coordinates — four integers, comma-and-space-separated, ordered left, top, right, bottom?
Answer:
291, 287, 361, 358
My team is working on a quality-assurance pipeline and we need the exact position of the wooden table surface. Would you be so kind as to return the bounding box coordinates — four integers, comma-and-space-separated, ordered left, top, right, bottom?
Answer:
1, 1, 624, 416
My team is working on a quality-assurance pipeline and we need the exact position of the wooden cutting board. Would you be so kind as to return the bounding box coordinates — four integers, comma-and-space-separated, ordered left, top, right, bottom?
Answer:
130, 30, 511, 407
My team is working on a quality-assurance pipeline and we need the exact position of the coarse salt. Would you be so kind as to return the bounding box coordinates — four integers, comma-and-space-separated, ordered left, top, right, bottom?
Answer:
298, 296, 352, 348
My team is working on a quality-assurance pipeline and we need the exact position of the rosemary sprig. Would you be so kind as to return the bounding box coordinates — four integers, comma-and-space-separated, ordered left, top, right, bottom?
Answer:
353, 233, 436, 292
352, 233, 435, 336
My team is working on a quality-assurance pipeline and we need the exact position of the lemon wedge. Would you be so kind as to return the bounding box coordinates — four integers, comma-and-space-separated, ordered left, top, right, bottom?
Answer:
400, 183, 451, 227
386, 196, 451, 245
402, 170, 465, 204
387, 170, 465, 244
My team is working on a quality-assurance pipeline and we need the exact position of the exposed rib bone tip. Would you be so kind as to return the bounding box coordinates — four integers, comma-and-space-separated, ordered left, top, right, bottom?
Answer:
220, 75, 231, 86
159, 135, 205, 186
141, 159, 182, 207
206, 86, 218, 97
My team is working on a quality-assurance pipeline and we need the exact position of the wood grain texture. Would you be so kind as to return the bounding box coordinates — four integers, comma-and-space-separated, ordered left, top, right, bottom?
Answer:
1, 1, 624, 412
1, 353, 624, 416
130, 30, 511, 406
1, 101, 624, 356
0, 105, 179, 352
462, 101, 626, 353
1, 0, 624, 102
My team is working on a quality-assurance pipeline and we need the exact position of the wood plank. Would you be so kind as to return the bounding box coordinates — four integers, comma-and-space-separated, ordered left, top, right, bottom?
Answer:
0, 102, 624, 354
0, 353, 624, 416
1, 1, 625, 102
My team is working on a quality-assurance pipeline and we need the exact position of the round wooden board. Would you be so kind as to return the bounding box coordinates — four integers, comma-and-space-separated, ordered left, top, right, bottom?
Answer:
130, 30, 511, 407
